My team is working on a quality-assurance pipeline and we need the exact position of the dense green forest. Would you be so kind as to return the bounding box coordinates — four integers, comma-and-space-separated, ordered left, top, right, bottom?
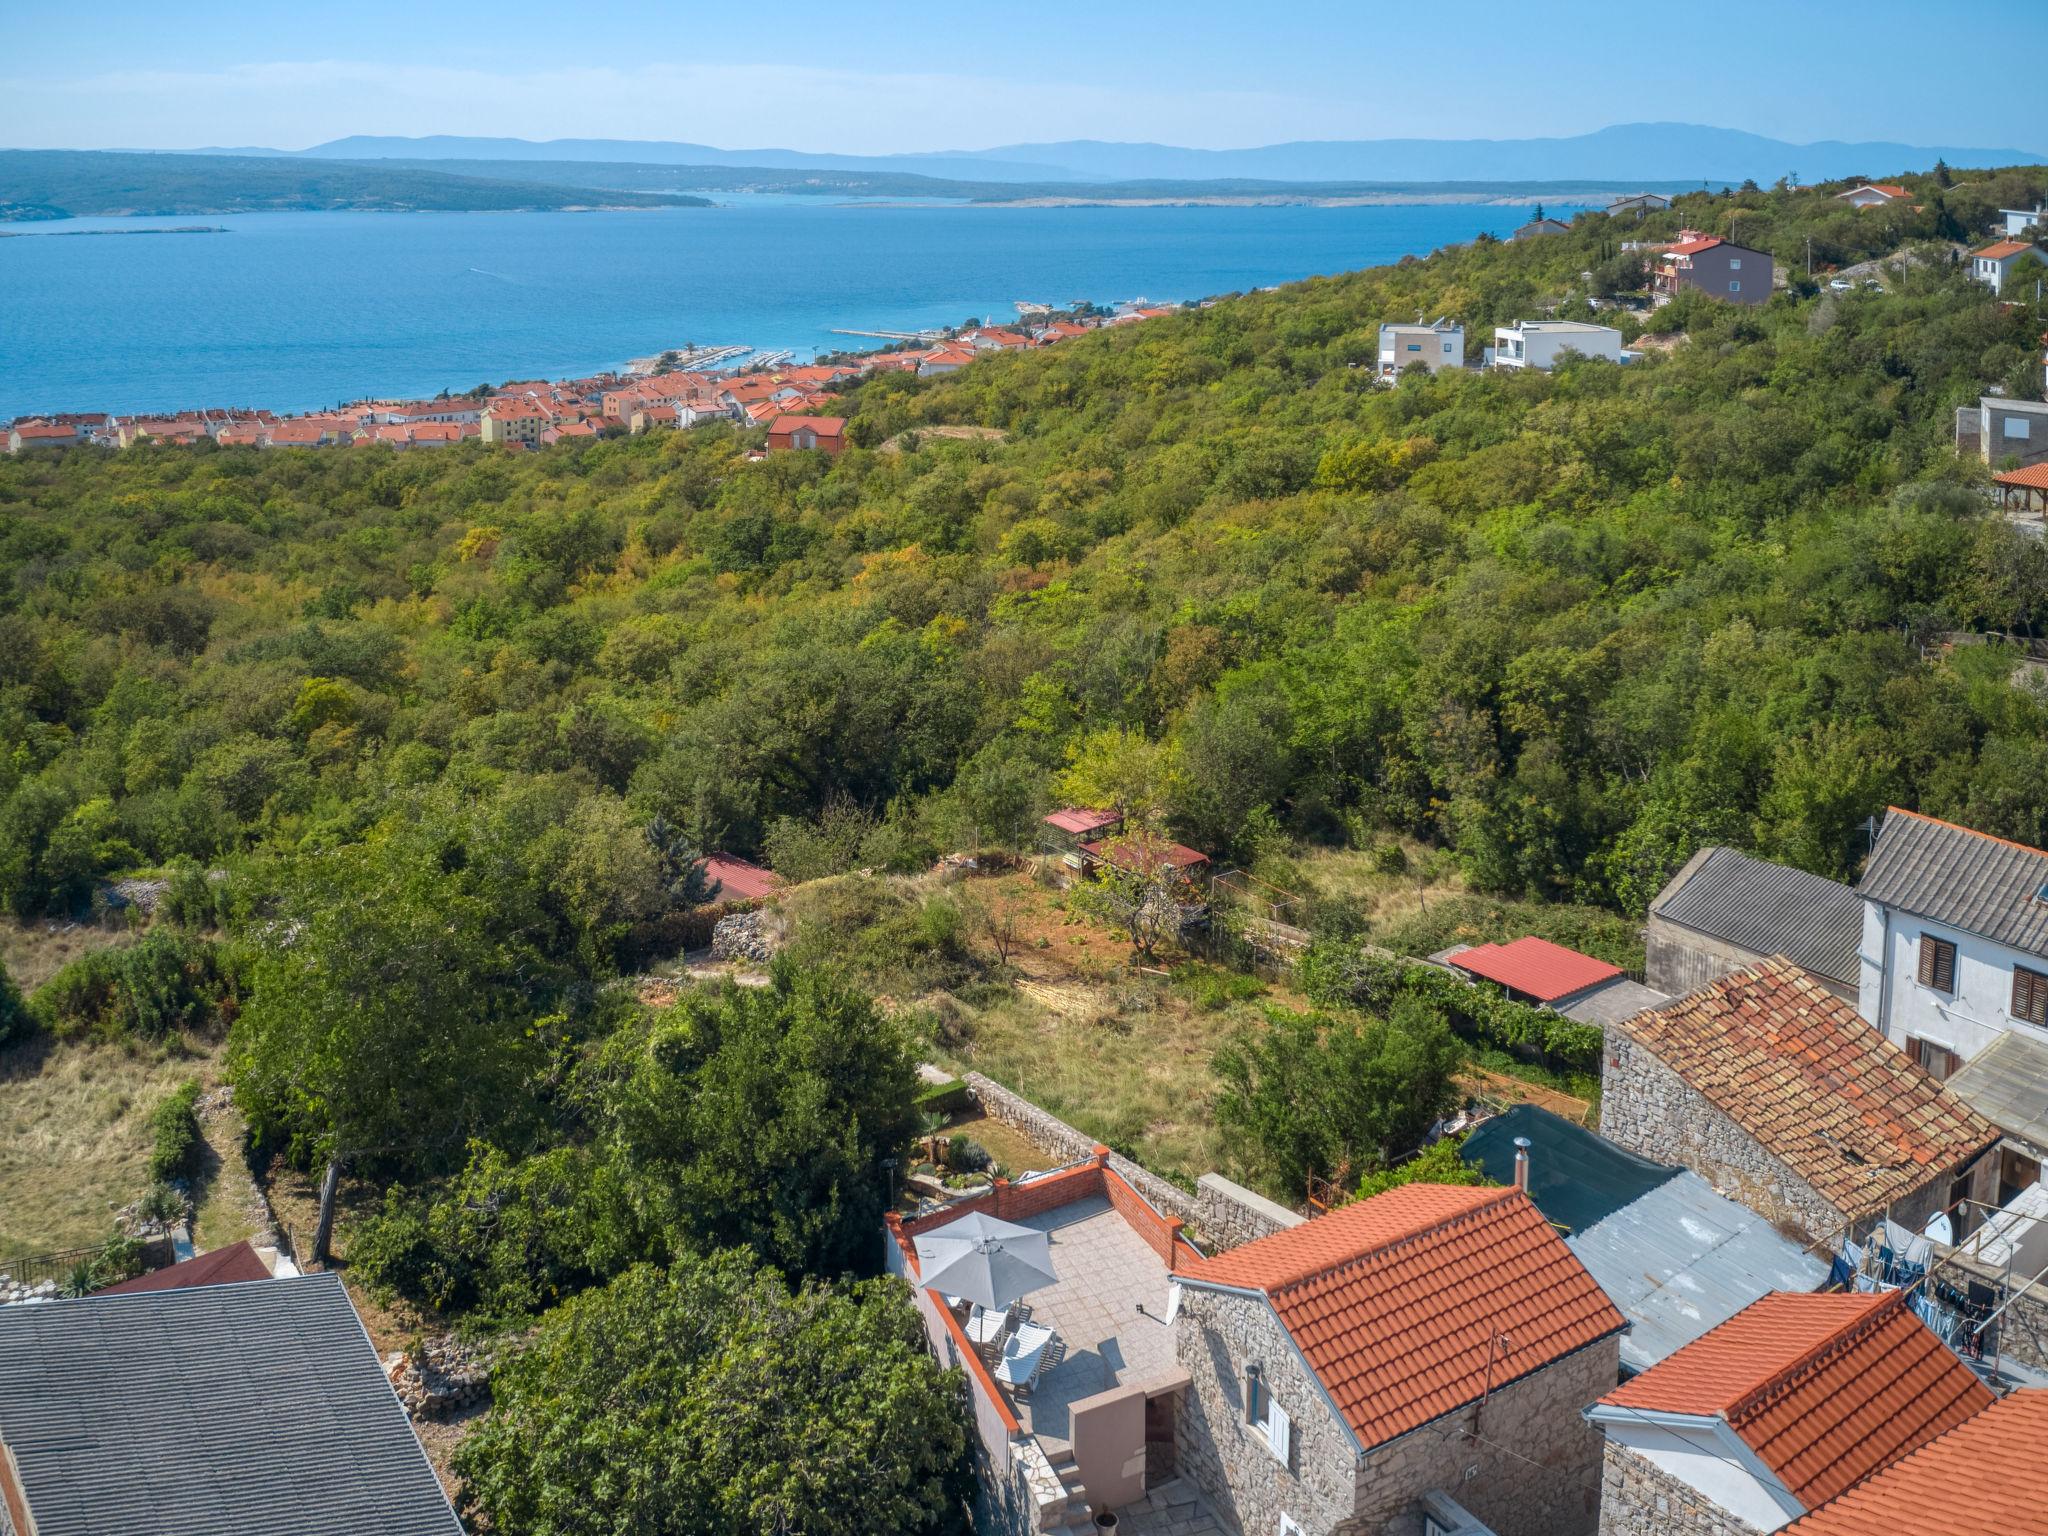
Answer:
5, 166, 2048, 1529
0, 150, 711, 220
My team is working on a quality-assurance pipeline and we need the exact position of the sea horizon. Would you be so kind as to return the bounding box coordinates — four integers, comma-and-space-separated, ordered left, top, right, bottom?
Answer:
0, 197, 1593, 420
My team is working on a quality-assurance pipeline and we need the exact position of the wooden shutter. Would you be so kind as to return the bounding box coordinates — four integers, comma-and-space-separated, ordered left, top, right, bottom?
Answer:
1266, 1400, 1291, 1466
2016, 966, 2048, 1027
1919, 935, 1956, 992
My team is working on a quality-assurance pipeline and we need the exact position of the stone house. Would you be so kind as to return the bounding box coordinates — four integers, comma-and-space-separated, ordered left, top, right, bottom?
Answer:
1588, 1289, 1992, 1535
1171, 1183, 1626, 1536
1645, 847, 1860, 1002
1601, 957, 2000, 1244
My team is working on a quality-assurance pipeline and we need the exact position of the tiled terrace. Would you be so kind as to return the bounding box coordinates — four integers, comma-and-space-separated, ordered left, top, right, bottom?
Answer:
1005, 1194, 1180, 1457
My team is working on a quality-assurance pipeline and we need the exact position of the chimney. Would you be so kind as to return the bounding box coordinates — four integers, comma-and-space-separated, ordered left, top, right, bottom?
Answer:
1512, 1136, 1532, 1191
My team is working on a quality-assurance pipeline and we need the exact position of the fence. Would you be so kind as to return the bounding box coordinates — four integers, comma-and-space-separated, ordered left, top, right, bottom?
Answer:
1, 1233, 176, 1299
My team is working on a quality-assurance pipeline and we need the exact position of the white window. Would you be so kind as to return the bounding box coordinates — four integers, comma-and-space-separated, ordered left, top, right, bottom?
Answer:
1443, 341, 1455, 353
1729, 257, 1743, 269
1246, 1367, 1291, 1466
1729, 281, 1741, 293
2005, 417, 2033, 440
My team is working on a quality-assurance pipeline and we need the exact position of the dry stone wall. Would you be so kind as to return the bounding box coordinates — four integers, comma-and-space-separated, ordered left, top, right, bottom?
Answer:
962, 1072, 1200, 1228
1596, 1442, 1762, 1536
1197, 1173, 1305, 1251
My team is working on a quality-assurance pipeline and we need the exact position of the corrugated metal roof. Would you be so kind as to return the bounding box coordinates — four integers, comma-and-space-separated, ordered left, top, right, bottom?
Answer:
1654, 847, 1862, 983
1856, 808, 2048, 958
1569, 1171, 1829, 1374
1445, 936, 1621, 1001
1945, 1029, 2048, 1151
0, 1272, 461, 1536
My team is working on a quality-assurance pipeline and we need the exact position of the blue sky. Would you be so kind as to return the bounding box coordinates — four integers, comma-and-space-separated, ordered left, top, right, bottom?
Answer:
5, 0, 2043, 155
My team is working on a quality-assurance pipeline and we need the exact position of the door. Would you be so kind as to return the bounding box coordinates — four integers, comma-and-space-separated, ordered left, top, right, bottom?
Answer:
1143, 1390, 1176, 1484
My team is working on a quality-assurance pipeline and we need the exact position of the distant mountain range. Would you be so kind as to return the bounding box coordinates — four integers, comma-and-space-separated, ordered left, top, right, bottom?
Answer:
186, 122, 2048, 185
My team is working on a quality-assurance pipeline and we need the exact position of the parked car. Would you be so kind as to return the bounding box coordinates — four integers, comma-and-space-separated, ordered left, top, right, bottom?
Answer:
1828, 278, 1853, 292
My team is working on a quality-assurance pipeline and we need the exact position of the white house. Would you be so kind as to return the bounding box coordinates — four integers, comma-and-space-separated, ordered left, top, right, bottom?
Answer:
1606, 192, 1671, 215
1971, 239, 2048, 294
1491, 319, 1624, 371
1856, 808, 2048, 1084
1375, 317, 1464, 378
2000, 206, 2045, 238
1834, 183, 1909, 208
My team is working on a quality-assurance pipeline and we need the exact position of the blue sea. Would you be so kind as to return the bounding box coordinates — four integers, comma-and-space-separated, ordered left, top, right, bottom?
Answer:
0, 198, 1588, 419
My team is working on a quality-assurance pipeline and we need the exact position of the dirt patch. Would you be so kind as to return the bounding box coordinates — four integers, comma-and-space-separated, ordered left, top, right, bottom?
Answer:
1459, 1066, 1591, 1125
0, 916, 141, 993
877, 424, 1009, 453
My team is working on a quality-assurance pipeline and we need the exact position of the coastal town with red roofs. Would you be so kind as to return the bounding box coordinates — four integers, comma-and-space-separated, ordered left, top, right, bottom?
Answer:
1, 302, 1183, 457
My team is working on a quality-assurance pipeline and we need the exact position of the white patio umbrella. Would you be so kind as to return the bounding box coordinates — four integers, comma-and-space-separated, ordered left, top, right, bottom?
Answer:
914, 1210, 1057, 1311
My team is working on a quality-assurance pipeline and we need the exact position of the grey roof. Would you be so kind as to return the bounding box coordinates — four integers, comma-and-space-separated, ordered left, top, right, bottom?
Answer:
0, 1272, 460, 1536
1856, 809, 2048, 959
1947, 1029, 2048, 1152
1559, 977, 1671, 1028
1654, 846, 1862, 983
1568, 1170, 1829, 1375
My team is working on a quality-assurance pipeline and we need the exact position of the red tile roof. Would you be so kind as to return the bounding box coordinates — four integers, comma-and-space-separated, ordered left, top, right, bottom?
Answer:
1601, 1290, 1990, 1510
1782, 1390, 2048, 1535
99, 1241, 271, 1295
1187, 1184, 1625, 1451
1994, 462, 2048, 491
1044, 807, 1123, 836
1976, 240, 2041, 260
766, 414, 846, 439
1447, 936, 1621, 1001
1668, 236, 1724, 256
1617, 957, 1998, 1219
702, 853, 782, 903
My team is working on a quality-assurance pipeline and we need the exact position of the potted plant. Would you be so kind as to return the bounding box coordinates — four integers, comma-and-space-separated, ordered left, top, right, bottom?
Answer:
1093, 1510, 1118, 1533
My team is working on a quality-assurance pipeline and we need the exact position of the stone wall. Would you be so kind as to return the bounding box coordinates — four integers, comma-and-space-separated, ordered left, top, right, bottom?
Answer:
1197, 1173, 1305, 1252
1351, 1342, 1618, 1536
964, 1072, 1201, 1228
1596, 1442, 1761, 1536
1600, 1030, 1849, 1242
1176, 1284, 1617, 1536
1175, 1284, 1360, 1536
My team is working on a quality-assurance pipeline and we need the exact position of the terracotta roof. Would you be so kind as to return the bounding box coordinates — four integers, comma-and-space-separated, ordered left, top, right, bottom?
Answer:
1601, 1290, 1990, 1510
1044, 807, 1123, 836
1447, 936, 1622, 1001
1618, 957, 1998, 1218
1976, 240, 2041, 260
99, 1241, 271, 1295
1995, 462, 2048, 491
1782, 1390, 2048, 1535
767, 414, 846, 438
1186, 1184, 1625, 1451
1668, 236, 1724, 256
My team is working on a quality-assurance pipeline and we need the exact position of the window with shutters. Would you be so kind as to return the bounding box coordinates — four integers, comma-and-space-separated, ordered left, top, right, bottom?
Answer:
1908, 1036, 1958, 1081
2015, 966, 2048, 1027
1918, 935, 1958, 993
1244, 1365, 1291, 1466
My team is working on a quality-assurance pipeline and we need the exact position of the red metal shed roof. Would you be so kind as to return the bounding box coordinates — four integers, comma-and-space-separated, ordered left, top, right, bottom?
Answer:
1447, 936, 1621, 1001
99, 1241, 271, 1296
1079, 835, 1208, 873
1187, 1184, 1625, 1452
1044, 807, 1123, 836
1602, 1290, 1990, 1510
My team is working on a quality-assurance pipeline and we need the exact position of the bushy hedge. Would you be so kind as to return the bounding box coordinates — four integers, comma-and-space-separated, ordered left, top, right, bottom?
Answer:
913, 1076, 971, 1115
32, 934, 240, 1040
147, 1079, 204, 1184
0, 961, 28, 1049
1298, 942, 1604, 1071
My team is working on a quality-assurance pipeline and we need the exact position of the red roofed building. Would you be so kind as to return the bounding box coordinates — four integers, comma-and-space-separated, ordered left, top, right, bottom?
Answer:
482, 400, 548, 446
1778, 1390, 2048, 1536
1971, 238, 2048, 294
1177, 1183, 1626, 1536
700, 853, 782, 904
98, 1240, 273, 1296
6, 422, 79, 453
1602, 956, 2000, 1241
1834, 184, 1908, 208
1446, 935, 1623, 1003
1588, 1290, 1993, 1532
1652, 236, 1772, 305
1079, 832, 1209, 884
765, 414, 846, 455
